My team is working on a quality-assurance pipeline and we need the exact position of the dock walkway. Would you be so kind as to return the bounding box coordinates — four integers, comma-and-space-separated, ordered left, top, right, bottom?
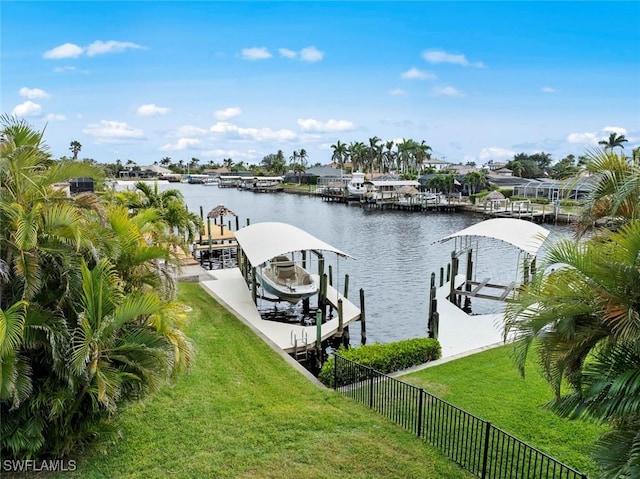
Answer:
200, 268, 360, 354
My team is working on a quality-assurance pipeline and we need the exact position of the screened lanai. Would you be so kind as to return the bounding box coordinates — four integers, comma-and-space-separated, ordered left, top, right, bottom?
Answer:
514, 177, 594, 202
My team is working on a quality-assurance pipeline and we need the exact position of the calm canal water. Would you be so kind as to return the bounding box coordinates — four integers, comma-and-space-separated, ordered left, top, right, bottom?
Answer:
153, 182, 571, 346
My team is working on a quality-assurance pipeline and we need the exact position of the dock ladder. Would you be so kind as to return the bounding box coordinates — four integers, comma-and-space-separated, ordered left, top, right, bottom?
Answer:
291, 330, 309, 362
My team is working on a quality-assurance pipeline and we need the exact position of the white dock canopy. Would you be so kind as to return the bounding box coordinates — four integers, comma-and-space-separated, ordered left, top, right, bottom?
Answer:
439, 218, 550, 256
235, 222, 352, 266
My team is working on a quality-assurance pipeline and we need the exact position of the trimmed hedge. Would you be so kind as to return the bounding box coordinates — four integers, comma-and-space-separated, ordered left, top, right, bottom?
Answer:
318, 337, 441, 387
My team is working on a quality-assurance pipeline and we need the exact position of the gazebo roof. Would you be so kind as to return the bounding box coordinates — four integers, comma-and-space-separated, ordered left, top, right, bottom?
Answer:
207, 204, 237, 218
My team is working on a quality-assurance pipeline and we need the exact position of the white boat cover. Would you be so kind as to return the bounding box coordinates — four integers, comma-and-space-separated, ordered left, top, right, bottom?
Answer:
235, 222, 353, 266
439, 218, 550, 256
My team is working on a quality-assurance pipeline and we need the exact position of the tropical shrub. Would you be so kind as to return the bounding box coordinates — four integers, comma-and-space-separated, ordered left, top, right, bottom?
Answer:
318, 338, 441, 387
504, 149, 640, 477
0, 115, 194, 459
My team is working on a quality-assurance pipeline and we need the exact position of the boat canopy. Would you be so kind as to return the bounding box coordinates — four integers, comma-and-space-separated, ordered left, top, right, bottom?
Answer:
235, 222, 353, 266
439, 218, 550, 256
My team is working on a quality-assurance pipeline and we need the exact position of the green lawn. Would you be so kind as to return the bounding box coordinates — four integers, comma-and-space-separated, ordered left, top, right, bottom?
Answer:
55, 283, 470, 479
401, 346, 605, 477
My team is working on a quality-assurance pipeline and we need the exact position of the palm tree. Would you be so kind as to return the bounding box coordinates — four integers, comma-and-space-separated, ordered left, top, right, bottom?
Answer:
383, 140, 395, 173
0, 115, 194, 458
69, 140, 82, 160
598, 132, 628, 152
504, 221, 640, 477
575, 149, 640, 236
160, 156, 172, 167
331, 140, 347, 170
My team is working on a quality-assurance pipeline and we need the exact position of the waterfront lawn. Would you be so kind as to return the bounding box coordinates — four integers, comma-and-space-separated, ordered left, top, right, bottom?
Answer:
56, 283, 470, 479
401, 346, 605, 477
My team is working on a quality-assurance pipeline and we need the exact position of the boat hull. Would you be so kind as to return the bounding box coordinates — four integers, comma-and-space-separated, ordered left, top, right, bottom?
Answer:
256, 261, 318, 304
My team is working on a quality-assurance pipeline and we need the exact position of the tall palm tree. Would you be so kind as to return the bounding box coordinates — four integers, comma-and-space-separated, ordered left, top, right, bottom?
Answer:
383, 140, 395, 173
598, 132, 628, 152
69, 140, 82, 160
331, 140, 347, 170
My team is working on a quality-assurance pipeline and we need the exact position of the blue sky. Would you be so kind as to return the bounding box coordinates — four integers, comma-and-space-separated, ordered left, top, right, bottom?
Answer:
2, 1, 639, 167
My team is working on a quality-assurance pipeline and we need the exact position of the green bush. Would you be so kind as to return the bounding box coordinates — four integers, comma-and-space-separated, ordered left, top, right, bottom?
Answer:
318, 338, 441, 387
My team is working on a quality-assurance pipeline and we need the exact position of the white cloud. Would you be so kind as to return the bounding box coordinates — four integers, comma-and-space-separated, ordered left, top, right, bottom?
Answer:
215, 107, 242, 120
19, 87, 50, 99
299, 46, 324, 62
567, 132, 599, 145
432, 86, 464, 97
137, 104, 171, 116
479, 147, 515, 161
171, 125, 208, 137
240, 47, 272, 60
45, 113, 66, 121
210, 122, 297, 141
43, 40, 144, 60
279, 48, 297, 59
43, 43, 84, 59
389, 89, 408, 96
12, 101, 42, 117
400, 68, 435, 80
603, 126, 627, 135
86, 40, 145, 57
53, 66, 77, 73
159, 138, 202, 151
541, 86, 556, 93
422, 49, 485, 68
297, 118, 355, 132
83, 120, 145, 143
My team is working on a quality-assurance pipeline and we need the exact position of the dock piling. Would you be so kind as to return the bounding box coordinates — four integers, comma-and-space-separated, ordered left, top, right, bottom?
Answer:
343, 274, 349, 299
359, 288, 366, 345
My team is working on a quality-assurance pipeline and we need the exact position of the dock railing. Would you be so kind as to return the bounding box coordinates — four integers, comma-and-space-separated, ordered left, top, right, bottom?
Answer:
333, 356, 588, 479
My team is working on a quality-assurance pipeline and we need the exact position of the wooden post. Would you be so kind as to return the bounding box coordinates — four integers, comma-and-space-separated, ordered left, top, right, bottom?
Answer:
251, 267, 257, 303
199, 206, 204, 244
523, 255, 530, 285
328, 265, 333, 287
315, 308, 322, 355
207, 217, 213, 269
337, 298, 343, 337
246, 218, 250, 226
439, 267, 444, 287
359, 288, 366, 345
235, 216, 239, 231
464, 249, 473, 311
343, 274, 349, 299
449, 252, 458, 304
428, 272, 436, 338
446, 263, 451, 282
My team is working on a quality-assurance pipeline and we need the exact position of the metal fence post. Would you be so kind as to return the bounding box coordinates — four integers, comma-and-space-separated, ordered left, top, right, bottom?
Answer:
369, 367, 374, 409
417, 389, 424, 438
481, 421, 491, 479
333, 355, 338, 390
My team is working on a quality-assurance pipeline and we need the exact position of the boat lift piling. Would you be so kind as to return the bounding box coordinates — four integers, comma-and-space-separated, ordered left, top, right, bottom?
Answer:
343, 274, 349, 299
428, 272, 439, 339
359, 288, 366, 345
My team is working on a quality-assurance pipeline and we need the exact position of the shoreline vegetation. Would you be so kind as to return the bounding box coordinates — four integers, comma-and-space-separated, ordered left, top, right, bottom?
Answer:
45, 283, 601, 479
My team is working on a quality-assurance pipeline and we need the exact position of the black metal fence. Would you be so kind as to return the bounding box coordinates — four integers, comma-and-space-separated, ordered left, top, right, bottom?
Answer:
333, 356, 587, 479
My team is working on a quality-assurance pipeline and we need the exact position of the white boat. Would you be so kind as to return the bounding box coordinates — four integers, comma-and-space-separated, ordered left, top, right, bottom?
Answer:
234, 222, 353, 305
256, 255, 318, 304
202, 176, 219, 186
346, 172, 366, 199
